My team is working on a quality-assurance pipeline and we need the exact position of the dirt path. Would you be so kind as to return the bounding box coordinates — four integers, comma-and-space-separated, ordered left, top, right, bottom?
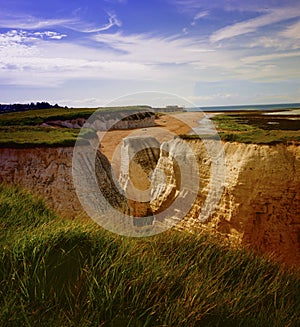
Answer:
98, 112, 206, 162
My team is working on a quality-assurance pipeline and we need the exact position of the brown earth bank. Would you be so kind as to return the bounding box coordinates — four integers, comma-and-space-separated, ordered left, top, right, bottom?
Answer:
0, 112, 299, 268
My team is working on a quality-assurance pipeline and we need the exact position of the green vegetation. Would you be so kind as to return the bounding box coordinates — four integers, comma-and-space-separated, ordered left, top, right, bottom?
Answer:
0, 108, 94, 126
211, 113, 300, 144
0, 106, 152, 127
0, 106, 154, 147
1, 183, 300, 326
1, 107, 300, 146
0, 126, 96, 148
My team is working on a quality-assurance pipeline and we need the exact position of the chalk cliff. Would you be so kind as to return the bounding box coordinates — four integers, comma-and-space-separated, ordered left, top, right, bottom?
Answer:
0, 139, 299, 266
119, 136, 160, 218
152, 139, 300, 267
0, 147, 79, 217
42, 111, 155, 130
0, 146, 128, 220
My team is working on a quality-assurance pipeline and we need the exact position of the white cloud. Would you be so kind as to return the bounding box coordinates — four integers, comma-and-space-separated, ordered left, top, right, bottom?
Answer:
80, 12, 122, 33
242, 51, 300, 64
0, 16, 73, 30
190, 10, 209, 26
33, 31, 67, 40
0, 11, 299, 106
93, 32, 214, 64
0, 30, 67, 45
210, 7, 300, 43
281, 20, 300, 39
0, 30, 156, 86
194, 10, 209, 20
1, 27, 284, 89
173, 0, 300, 14
0, 12, 121, 34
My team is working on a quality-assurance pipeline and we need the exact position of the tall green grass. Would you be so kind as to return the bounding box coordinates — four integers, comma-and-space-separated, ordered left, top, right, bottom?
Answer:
1, 183, 300, 326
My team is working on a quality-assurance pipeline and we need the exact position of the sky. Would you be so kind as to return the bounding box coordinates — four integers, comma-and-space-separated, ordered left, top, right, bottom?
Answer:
0, 0, 300, 107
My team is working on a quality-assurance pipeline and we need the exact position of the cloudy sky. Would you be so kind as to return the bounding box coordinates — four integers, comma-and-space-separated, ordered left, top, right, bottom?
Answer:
0, 0, 300, 107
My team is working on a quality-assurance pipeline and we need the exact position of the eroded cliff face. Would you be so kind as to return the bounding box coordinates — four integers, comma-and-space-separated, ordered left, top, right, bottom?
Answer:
151, 139, 300, 267
218, 142, 300, 267
119, 136, 160, 218
42, 111, 155, 130
0, 147, 79, 217
0, 140, 299, 266
0, 146, 129, 219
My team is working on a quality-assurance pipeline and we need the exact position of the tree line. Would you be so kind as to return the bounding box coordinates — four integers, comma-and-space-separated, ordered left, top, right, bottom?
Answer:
0, 102, 67, 113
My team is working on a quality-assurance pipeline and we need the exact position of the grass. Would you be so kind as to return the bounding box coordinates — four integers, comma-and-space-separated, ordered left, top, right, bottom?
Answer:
1, 183, 300, 326
0, 106, 152, 127
1, 107, 299, 146
0, 126, 96, 148
210, 114, 300, 144
0, 106, 154, 147
0, 108, 95, 126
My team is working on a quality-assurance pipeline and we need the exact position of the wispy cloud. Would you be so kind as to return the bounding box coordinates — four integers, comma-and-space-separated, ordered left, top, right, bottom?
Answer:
80, 12, 121, 33
210, 7, 300, 42
93, 32, 214, 64
281, 20, 300, 39
242, 51, 300, 64
3, 26, 295, 89
173, 0, 300, 14
0, 30, 154, 86
0, 12, 121, 34
194, 10, 209, 20
0, 16, 73, 30
1, 2, 299, 105
190, 10, 209, 26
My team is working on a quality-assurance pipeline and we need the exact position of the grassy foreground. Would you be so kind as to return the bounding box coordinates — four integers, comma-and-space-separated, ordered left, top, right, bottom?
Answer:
1, 184, 300, 326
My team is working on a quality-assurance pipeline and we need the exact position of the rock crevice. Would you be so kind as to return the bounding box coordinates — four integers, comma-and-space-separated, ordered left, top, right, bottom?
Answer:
0, 140, 299, 266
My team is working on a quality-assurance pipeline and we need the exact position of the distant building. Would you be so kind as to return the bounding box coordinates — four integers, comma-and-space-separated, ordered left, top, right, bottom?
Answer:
152, 105, 184, 113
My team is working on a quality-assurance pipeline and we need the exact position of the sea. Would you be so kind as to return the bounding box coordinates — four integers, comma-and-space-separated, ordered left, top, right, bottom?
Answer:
186, 103, 300, 112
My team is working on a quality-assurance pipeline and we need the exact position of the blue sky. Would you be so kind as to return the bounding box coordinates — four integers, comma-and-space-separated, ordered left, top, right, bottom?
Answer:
0, 0, 300, 107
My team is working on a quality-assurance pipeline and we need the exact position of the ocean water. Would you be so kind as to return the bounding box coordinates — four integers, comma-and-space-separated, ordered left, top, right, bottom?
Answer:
186, 103, 300, 112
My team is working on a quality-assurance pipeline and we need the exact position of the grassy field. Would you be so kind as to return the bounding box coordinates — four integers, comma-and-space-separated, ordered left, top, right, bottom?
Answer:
0, 106, 152, 127
1, 183, 300, 326
0, 126, 96, 148
0, 107, 299, 146
180, 112, 300, 143
0, 106, 153, 147
211, 113, 300, 144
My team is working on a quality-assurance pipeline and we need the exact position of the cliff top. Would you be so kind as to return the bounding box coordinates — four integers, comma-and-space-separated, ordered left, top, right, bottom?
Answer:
181, 111, 300, 144
0, 106, 299, 147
